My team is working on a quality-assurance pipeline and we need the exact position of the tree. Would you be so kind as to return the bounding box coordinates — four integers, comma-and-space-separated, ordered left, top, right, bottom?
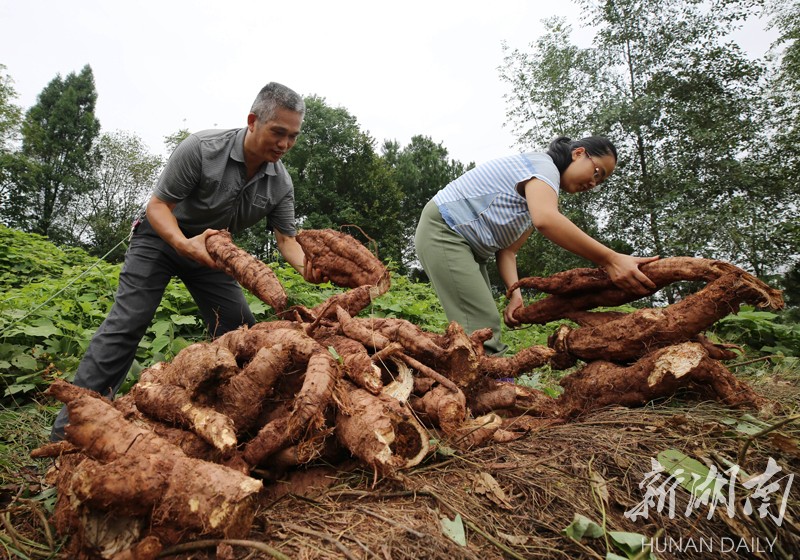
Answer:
0, 65, 23, 227
498, 1, 797, 294
66, 131, 162, 261
382, 136, 469, 271
11, 65, 100, 243
273, 96, 406, 269
163, 128, 191, 155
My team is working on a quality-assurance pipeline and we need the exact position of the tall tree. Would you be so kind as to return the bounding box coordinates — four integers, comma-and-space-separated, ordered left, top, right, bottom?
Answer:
13, 65, 101, 243
67, 131, 162, 261
274, 95, 405, 269
498, 1, 796, 291
765, 0, 800, 296
382, 135, 469, 271
0, 65, 23, 227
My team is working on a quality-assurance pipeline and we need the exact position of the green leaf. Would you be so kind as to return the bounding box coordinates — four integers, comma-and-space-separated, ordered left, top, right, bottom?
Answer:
151, 320, 172, 337
327, 346, 343, 364
4, 383, 36, 396
563, 513, 604, 541
608, 531, 655, 559
170, 313, 197, 326
657, 449, 724, 501
150, 335, 171, 354
440, 514, 466, 546
20, 322, 62, 337
11, 354, 38, 371
431, 438, 457, 457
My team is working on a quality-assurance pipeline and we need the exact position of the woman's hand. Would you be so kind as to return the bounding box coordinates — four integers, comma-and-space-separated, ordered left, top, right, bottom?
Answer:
503, 290, 525, 328
603, 253, 659, 295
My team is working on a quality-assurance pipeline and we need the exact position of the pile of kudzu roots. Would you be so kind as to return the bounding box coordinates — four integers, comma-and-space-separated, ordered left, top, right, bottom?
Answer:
32, 229, 784, 560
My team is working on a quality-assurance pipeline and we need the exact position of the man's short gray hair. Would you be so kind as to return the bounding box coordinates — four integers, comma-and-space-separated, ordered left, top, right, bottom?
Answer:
250, 82, 305, 122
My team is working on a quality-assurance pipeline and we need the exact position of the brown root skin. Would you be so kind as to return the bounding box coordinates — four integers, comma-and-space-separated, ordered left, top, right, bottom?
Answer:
469, 382, 559, 418
437, 322, 481, 388
555, 272, 778, 363
451, 413, 503, 450
337, 306, 447, 365
557, 342, 768, 418
206, 230, 287, 313
469, 328, 494, 358
508, 257, 742, 297
409, 384, 467, 434
319, 334, 383, 394
311, 285, 374, 321
109, 536, 163, 560
336, 385, 429, 473
511, 257, 783, 324
114, 394, 244, 468
217, 326, 317, 369
152, 343, 238, 398
216, 343, 292, 432
48, 381, 263, 544
30, 440, 79, 458
336, 306, 391, 350
243, 349, 340, 466
478, 345, 555, 379
296, 229, 390, 289
131, 382, 238, 454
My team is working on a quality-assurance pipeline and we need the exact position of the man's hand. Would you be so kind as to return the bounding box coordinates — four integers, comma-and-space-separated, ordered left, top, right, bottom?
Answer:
176, 229, 220, 269
303, 258, 329, 284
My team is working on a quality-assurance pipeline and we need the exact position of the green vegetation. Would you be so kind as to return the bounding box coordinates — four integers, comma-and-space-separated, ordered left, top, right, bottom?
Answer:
0, 225, 452, 403
2, 223, 797, 409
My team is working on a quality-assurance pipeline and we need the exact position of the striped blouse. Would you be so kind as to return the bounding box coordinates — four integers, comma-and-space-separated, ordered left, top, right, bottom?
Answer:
432, 152, 560, 261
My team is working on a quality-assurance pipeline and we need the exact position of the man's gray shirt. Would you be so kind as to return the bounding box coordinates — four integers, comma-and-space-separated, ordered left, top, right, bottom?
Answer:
151, 127, 296, 237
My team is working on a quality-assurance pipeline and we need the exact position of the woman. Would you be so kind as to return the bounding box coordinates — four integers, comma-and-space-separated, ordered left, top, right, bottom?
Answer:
415, 136, 658, 355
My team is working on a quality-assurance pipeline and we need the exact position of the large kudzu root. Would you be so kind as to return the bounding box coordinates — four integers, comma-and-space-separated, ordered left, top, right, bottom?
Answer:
46, 381, 263, 551
153, 343, 238, 398
131, 382, 238, 454
206, 230, 287, 313
335, 385, 429, 473
243, 349, 340, 466
410, 384, 467, 434
452, 413, 504, 449
436, 322, 481, 388
216, 344, 292, 432
557, 342, 767, 418
511, 257, 783, 324
509, 257, 742, 296
318, 334, 383, 394
479, 345, 556, 379
297, 229, 390, 290
311, 284, 377, 320
469, 382, 560, 417
551, 272, 782, 363
337, 307, 447, 365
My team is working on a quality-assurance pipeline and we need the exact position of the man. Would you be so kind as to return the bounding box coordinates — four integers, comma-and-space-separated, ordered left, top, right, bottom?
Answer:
50, 82, 319, 441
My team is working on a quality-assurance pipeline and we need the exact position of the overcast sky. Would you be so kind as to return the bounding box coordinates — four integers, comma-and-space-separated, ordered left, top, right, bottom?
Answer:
0, 0, 777, 165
